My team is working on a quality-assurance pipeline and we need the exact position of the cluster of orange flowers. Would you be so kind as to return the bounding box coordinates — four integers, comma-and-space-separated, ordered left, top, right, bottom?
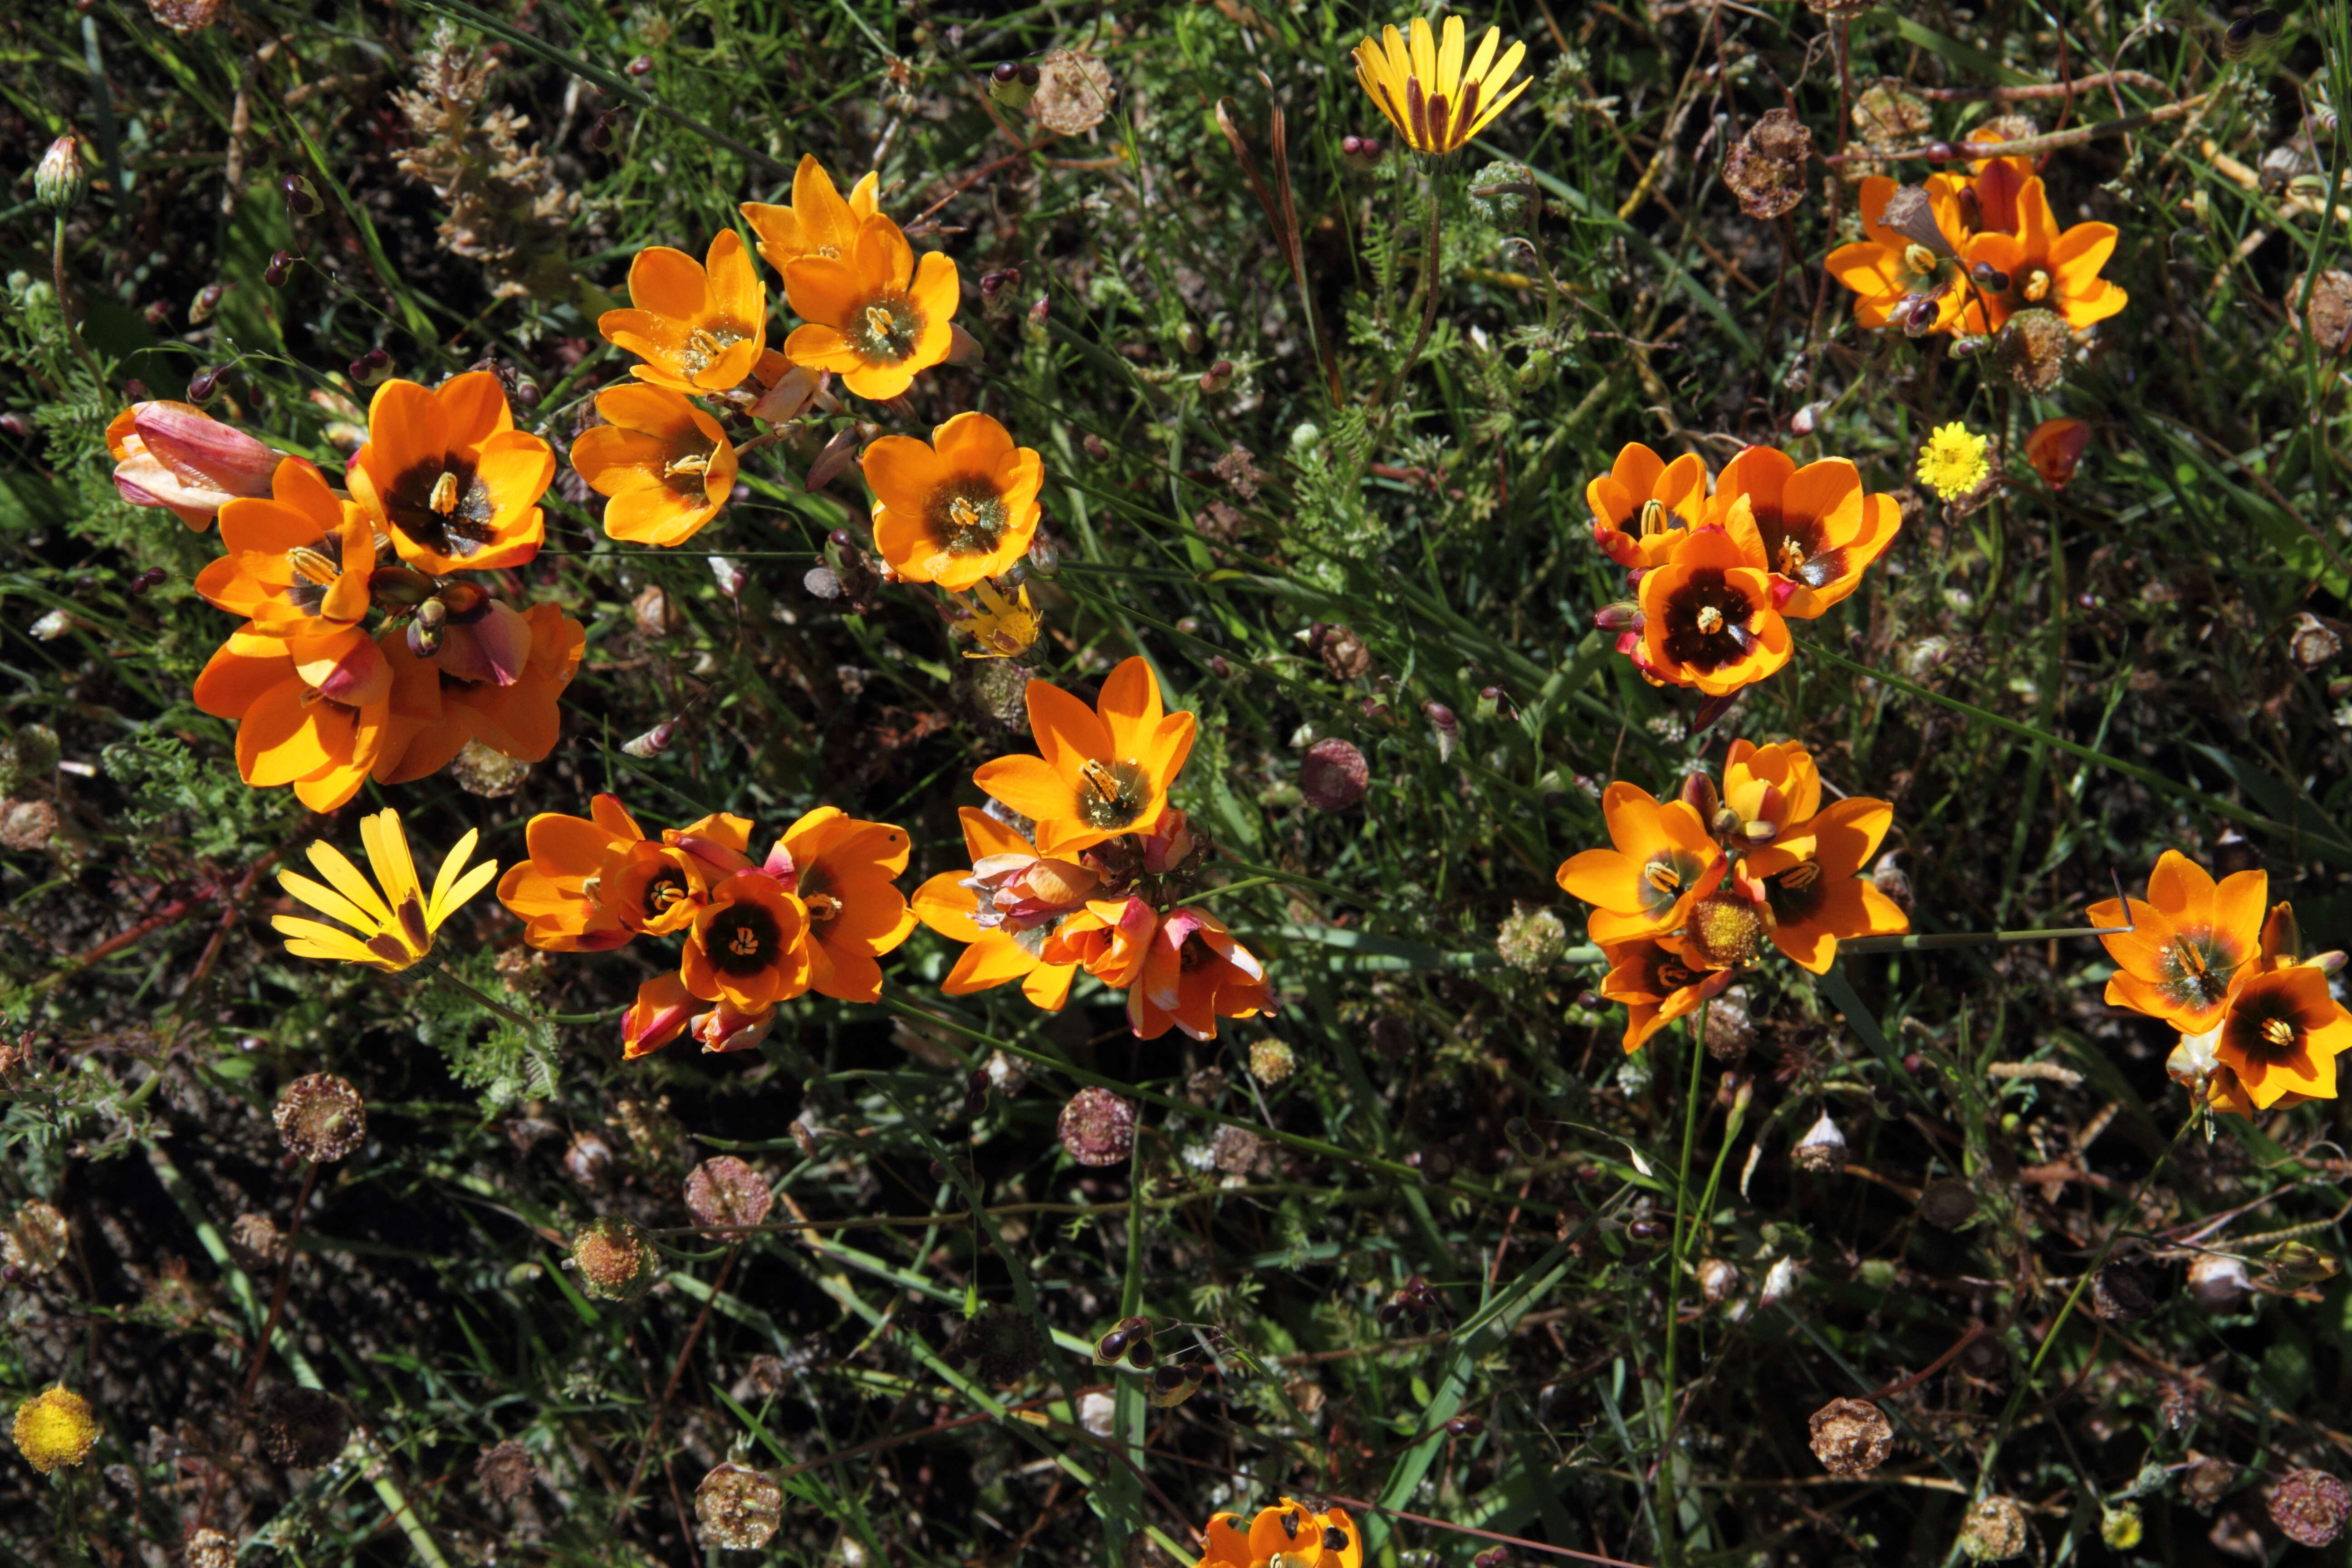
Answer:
496, 795, 916, 1057
112, 377, 583, 811
1828, 136, 2127, 338
1192, 1497, 1362, 1568
1556, 740, 1910, 1052
583, 157, 1044, 655
911, 657, 1273, 1040
1584, 442, 1903, 699
2096, 852, 2352, 1115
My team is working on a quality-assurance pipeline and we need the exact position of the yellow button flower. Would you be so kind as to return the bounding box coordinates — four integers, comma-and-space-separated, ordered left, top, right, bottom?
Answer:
1916, 421, 1991, 501
13, 1386, 97, 1473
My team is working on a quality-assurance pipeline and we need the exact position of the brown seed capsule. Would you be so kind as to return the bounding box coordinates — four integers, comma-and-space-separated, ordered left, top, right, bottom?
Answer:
263, 249, 298, 288
2307, 270, 2352, 353
3, 1200, 69, 1276
184, 1528, 236, 1568
476, 1438, 538, 1503
2289, 612, 2343, 671
569, 1216, 657, 1302
1123, 1331, 1156, 1370
696, 1461, 784, 1550
954, 1305, 1048, 1385
1300, 738, 1370, 812
1957, 1495, 2029, 1561
1317, 624, 1372, 681
1917, 1177, 1979, 1230
254, 1384, 348, 1468
2186, 1253, 2253, 1311
227, 1212, 285, 1273
683, 1156, 773, 1234
1722, 108, 1815, 220
1058, 1087, 1136, 1166
2270, 1469, 2352, 1547
274, 1074, 366, 1163
2183, 1455, 2237, 1511
564, 1129, 615, 1186
1145, 1364, 1202, 1407
1994, 308, 2073, 393
2093, 1259, 2159, 1321
1808, 1397, 1894, 1476
1445, 1414, 1484, 1437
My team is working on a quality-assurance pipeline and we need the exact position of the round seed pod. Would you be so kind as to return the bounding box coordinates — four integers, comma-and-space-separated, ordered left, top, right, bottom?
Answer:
255, 1384, 347, 1468
274, 1074, 366, 1163
696, 1461, 784, 1550
2183, 1455, 2237, 1511
569, 1217, 657, 1303
1917, 1178, 1980, 1230
2092, 1259, 2159, 1321
2187, 1253, 2253, 1312
1495, 906, 1568, 971
184, 1529, 236, 1568
475, 1438, 538, 1503
1248, 1039, 1298, 1084
2270, 1469, 2352, 1547
1994, 308, 2072, 393
1058, 1088, 1136, 1167
1808, 1397, 1893, 1477
1145, 1364, 1202, 1407
228, 1213, 285, 1273
1300, 739, 1369, 811
1123, 1329, 1156, 1370
1957, 1495, 2029, 1561
684, 1156, 773, 1235
11, 1386, 97, 1472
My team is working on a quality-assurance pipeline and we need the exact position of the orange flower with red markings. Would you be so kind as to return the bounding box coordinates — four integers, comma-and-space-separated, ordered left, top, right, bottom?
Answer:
1600, 936, 1735, 1053
196, 458, 377, 637
1707, 446, 1902, 620
766, 807, 917, 1003
973, 658, 1197, 856
1634, 520, 1792, 696
2089, 850, 2268, 1033
862, 412, 1044, 589
1585, 441, 1707, 570
1960, 177, 2127, 333
346, 373, 553, 575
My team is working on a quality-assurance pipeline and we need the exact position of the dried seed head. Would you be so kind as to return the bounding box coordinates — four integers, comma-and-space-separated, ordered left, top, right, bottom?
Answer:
1852, 82, 1931, 148
1210, 1122, 1265, 1175
1793, 1111, 1847, 1172
255, 1384, 348, 1468
1994, 308, 2073, 393
1704, 985, 1755, 1060
569, 1216, 657, 1302
0, 798, 58, 852
984, 1049, 1028, 1095
1316, 624, 1372, 681
1957, 1495, 2029, 1561
227, 1212, 285, 1273
274, 1073, 367, 1163
184, 1529, 236, 1568
684, 1156, 773, 1234
1917, 1177, 1980, 1229
2308, 269, 2352, 353
696, 1461, 785, 1549
1248, 1039, 1298, 1084
476, 1438, 538, 1503
2289, 612, 2342, 671
1682, 892, 1765, 969
3, 1200, 69, 1275
956, 1305, 1048, 1385
1029, 48, 1114, 136
2092, 1259, 2159, 1321
1808, 1397, 1893, 1476
564, 1130, 616, 1186
2270, 1470, 2352, 1547
11, 1387, 97, 1472
2184, 1455, 2238, 1510
1057, 1087, 1137, 1166
1804, 0, 1877, 21
1301, 739, 1371, 811
1723, 108, 1815, 220
1696, 1257, 1741, 1304
450, 738, 530, 798
2160, 1382, 2203, 1431
1759, 1255, 1803, 1308
1496, 906, 1568, 971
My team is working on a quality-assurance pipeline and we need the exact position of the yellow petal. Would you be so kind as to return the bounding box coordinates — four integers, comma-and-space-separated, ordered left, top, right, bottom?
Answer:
428, 827, 481, 916
303, 841, 393, 929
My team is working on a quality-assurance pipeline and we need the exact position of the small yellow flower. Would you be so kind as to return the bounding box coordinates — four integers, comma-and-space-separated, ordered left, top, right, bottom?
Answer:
1916, 422, 1991, 500
13, 1386, 97, 1473
1352, 17, 1531, 158
273, 809, 499, 972
959, 580, 1041, 660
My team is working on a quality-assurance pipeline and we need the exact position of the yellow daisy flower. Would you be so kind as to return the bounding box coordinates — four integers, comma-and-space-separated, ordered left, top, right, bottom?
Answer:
1352, 16, 1530, 158
959, 579, 1042, 660
1916, 422, 1991, 500
273, 809, 499, 972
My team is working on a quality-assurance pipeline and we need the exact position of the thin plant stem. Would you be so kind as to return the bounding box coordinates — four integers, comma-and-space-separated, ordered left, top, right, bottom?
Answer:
1655, 1006, 1710, 1566
428, 960, 539, 1031
237, 1160, 322, 1406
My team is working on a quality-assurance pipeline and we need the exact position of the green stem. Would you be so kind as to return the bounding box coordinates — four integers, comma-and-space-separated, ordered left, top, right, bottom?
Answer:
1656, 1007, 1709, 1566
1839, 922, 2127, 954
427, 962, 537, 1032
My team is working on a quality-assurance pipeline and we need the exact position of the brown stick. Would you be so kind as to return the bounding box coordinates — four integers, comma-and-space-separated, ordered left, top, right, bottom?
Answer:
238, 1158, 322, 1406
620, 1241, 741, 1509
1866, 1322, 1989, 1399
1914, 70, 2169, 101
1824, 93, 2213, 164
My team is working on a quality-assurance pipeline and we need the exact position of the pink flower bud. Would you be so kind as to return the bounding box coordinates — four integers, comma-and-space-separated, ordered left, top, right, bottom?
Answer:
108, 401, 281, 531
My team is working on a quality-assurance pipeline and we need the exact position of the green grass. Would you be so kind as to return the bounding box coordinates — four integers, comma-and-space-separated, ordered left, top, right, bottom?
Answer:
5, 0, 2352, 1564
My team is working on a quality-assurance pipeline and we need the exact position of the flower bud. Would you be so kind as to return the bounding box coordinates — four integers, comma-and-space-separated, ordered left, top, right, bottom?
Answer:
569, 1215, 657, 1302
1793, 1110, 1846, 1172
1592, 600, 1639, 632
1679, 770, 1721, 821
1444, 1414, 1484, 1437
189, 283, 226, 325
2184, 1252, 2251, 1311
1758, 1255, 1802, 1308
626, 54, 653, 75
274, 1073, 366, 1162
36, 135, 88, 213
588, 108, 621, 152
621, 719, 676, 759
1341, 133, 1385, 171
1027, 295, 1051, 330
988, 59, 1041, 108
696, 1462, 784, 1549
279, 172, 321, 218
1957, 1495, 2028, 1561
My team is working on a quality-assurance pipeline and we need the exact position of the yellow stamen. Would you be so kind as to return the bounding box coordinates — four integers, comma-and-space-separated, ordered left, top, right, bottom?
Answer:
2022, 269, 2050, 303
1695, 605, 1725, 634
664, 451, 712, 478
864, 305, 896, 338
728, 927, 761, 957
286, 546, 341, 587
2262, 1017, 2297, 1048
429, 471, 460, 515
948, 495, 983, 530
1643, 862, 1682, 897
1776, 539, 1808, 576
1639, 498, 1667, 537
806, 892, 843, 922
1777, 862, 1821, 891
1079, 758, 1122, 802
687, 327, 724, 359
1903, 243, 1938, 276
652, 883, 686, 910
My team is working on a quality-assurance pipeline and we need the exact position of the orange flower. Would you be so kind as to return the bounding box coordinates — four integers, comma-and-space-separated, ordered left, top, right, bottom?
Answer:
911, 808, 1092, 1011
1554, 782, 1722, 945
192, 627, 413, 811
1708, 447, 1901, 619
682, 872, 812, 1010
195, 458, 377, 636
1599, 936, 1734, 1053
597, 230, 769, 395
1960, 177, 2126, 333
767, 807, 917, 1002
497, 794, 645, 951
1954, 129, 2036, 236
1044, 896, 1161, 990
2204, 966, 2352, 1108
1719, 738, 1821, 847
443, 602, 585, 765
862, 412, 1044, 589
972, 657, 1197, 856
1740, 798, 1910, 973
783, 213, 959, 401
570, 384, 739, 547
2024, 417, 2090, 488
1196, 1499, 1362, 1568
1635, 522, 1792, 695
1586, 441, 1707, 569
2088, 850, 2267, 1032
688, 997, 777, 1055
346, 373, 553, 575
607, 842, 725, 937
623, 972, 697, 1060
741, 155, 882, 276
108, 400, 280, 529
1825, 178, 1972, 335
1130, 906, 1273, 1041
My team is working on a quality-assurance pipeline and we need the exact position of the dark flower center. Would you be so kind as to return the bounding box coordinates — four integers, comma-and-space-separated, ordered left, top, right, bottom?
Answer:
927, 477, 1009, 554
2225, 988, 2314, 1067
707, 902, 781, 976
1075, 758, 1154, 830
850, 291, 926, 365
2156, 927, 2243, 1012
386, 455, 498, 558
1660, 569, 1760, 671
283, 535, 347, 617
1752, 506, 1848, 590
1641, 851, 1705, 919
1763, 860, 1826, 928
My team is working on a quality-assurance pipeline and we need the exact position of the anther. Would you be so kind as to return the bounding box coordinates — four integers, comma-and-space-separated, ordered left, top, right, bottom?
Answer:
429, 471, 460, 515
2262, 1017, 2297, 1048
1695, 605, 1726, 634
286, 546, 341, 588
